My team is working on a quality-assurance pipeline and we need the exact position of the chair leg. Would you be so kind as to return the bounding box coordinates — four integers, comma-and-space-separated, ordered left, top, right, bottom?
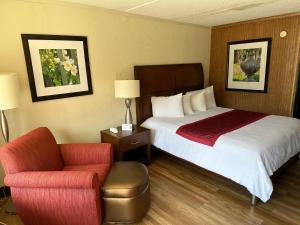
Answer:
251, 195, 258, 206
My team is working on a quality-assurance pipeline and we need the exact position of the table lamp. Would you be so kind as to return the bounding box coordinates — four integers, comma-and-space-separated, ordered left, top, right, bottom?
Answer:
0, 73, 19, 143
115, 80, 140, 125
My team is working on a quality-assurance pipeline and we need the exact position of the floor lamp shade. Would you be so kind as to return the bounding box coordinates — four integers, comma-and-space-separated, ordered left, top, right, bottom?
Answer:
0, 73, 19, 110
0, 72, 19, 144
115, 80, 140, 125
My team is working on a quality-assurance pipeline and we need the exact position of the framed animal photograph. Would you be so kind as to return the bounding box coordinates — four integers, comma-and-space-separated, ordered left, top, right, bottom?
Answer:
226, 38, 272, 93
21, 34, 93, 102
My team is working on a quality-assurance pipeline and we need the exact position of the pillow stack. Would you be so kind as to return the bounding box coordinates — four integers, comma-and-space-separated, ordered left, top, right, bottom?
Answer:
151, 86, 216, 118
187, 86, 216, 113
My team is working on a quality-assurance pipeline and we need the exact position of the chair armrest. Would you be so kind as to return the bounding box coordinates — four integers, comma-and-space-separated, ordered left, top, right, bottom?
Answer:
59, 143, 113, 166
5, 171, 98, 189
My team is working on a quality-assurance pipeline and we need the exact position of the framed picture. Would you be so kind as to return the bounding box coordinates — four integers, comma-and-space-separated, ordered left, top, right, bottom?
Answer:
21, 34, 93, 102
226, 38, 272, 93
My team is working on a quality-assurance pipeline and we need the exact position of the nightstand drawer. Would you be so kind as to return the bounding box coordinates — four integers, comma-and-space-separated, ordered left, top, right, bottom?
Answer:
119, 132, 148, 152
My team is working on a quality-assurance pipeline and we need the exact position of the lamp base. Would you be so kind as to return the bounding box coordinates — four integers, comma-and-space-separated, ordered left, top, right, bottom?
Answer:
0, 110, 9, 143
0, 111, 16, 215
4, 199, 16, 215
124, 99, 133, 124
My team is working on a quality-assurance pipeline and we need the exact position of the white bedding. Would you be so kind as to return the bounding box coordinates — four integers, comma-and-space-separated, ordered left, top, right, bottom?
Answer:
141, 107, 300, 202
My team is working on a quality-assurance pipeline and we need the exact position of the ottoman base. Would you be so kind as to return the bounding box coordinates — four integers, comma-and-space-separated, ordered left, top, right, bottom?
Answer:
104, 182, 150, 224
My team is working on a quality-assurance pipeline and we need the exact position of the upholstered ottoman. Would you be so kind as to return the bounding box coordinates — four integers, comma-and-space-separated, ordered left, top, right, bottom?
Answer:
102, 162, 150, 224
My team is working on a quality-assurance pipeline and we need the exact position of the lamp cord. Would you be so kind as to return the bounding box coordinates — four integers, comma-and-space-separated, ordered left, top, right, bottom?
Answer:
0, 188, 8, 225
0, 201, 8, 225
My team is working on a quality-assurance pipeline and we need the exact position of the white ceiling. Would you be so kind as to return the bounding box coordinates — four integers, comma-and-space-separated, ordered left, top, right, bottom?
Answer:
61, 0, 300, 26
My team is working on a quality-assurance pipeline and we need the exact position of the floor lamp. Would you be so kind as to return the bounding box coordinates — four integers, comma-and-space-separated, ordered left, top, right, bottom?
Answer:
0, 73, 19, 215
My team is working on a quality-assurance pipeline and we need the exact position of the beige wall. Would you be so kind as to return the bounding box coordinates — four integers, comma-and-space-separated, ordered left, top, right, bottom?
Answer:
0, 0, 211, 186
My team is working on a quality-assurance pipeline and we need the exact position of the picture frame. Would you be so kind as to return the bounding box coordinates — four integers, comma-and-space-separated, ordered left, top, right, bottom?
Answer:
226, 38, 272, 93
21, 34, 93, 102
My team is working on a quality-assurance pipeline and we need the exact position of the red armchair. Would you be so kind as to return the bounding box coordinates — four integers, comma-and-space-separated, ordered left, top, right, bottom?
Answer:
0, 127, 113, 225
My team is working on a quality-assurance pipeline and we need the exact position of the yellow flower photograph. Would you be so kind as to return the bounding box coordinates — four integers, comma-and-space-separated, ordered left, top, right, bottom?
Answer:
39, 49, 80, 87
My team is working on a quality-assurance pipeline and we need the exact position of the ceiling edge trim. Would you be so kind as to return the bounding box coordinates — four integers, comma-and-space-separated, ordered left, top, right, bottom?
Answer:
212, 11, 300, 29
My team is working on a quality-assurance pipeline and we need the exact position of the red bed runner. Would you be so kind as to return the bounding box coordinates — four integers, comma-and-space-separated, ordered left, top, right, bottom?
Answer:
176, 109, 267, 146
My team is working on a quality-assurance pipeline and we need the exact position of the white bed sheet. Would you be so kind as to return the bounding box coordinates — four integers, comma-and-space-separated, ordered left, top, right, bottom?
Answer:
141, 107, 300, 202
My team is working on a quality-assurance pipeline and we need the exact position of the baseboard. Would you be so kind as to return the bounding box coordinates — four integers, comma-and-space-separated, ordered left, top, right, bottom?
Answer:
0, 186, 10, 198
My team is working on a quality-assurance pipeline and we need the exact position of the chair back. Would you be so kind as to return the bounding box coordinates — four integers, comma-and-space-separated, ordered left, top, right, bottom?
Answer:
0, 127, 63, 174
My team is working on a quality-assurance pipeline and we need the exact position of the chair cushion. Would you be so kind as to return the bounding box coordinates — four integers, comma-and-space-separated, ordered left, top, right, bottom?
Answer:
102, 162, 149, 198
63, 164, 111, 186
0, 127, 63, 174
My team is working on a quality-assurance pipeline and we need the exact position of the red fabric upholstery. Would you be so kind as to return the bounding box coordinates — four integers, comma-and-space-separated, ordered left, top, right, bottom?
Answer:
11, 187, 100, 225
0, 127, 63, 174
5, 171, 99, 189
60, 143, 113, 166
63, 164, 110, 186
0, 127, 113, 225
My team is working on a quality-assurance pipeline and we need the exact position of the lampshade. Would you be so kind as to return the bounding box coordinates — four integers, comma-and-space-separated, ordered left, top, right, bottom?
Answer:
115, 80, 140, 98
0, 73, 19, 110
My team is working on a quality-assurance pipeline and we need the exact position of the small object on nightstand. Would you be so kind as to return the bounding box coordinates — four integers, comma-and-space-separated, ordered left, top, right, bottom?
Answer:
101, 126, 151, 164
122, 123, 132, 131
109, 127, 118, 134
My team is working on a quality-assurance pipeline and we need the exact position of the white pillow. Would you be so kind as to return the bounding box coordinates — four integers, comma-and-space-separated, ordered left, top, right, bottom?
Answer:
151, 93, 184, 118
190, 91, 207, 112
204, 86, 216, 109
187, 86, 216, 109
182, 94, 194, 115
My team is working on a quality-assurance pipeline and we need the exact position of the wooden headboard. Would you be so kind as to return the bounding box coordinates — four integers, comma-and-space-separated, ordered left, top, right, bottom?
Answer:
134, 63, 204, 125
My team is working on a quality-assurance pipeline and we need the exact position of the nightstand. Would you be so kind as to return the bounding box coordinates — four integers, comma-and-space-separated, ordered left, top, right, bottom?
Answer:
101, 126, 151, 164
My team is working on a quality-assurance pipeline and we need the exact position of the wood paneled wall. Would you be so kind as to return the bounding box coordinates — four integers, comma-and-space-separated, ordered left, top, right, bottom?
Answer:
209, 14, 300, 116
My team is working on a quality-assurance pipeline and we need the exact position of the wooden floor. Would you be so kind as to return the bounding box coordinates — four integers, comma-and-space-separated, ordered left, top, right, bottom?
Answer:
1, 152, 300, 225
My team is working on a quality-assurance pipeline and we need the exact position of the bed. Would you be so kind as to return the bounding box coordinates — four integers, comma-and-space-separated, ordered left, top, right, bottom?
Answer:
134, 63, 300, 205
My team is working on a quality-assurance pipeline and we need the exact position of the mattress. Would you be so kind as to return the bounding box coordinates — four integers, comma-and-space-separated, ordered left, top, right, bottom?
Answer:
141, 107, 300, 202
